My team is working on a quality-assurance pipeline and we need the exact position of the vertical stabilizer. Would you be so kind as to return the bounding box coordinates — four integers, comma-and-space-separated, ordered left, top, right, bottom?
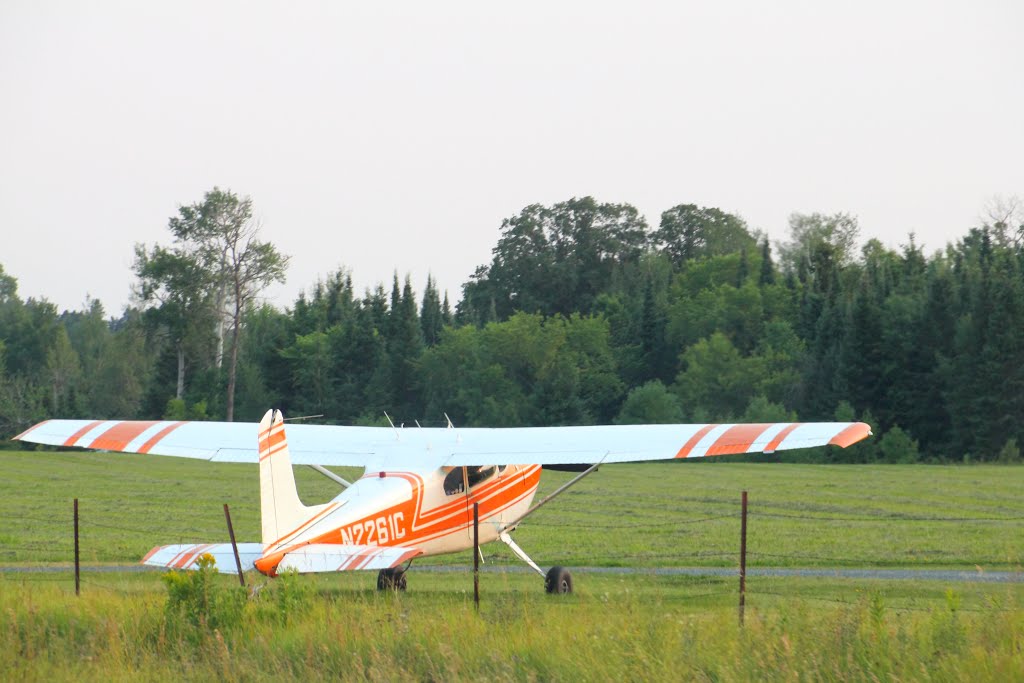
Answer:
258, 410, 329, 548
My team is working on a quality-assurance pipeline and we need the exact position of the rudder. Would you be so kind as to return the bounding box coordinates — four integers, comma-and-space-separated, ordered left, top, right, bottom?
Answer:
258, 409, 329, 548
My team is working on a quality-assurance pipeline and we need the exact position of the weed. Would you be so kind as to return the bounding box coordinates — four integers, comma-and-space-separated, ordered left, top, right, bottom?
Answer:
162, 554, 245, 633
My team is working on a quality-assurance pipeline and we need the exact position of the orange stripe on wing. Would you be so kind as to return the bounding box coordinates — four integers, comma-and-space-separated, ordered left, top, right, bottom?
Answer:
175, 544, 214, 569
352, 547, 387, 570
90, 421, 160, 451
138, 422, 186, 454
63, 421, 104, 447
763, 423, 800, 452
141, 546, 162, 563
389, 548, 422, 568
340, 547, 377, 571
165, 545, 195, 568
828, 422, 872, 448
674, 424, 719, 458
705, 424, 773, 457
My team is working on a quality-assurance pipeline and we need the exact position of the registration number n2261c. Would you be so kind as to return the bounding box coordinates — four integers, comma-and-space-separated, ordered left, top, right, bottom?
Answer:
339, 512, 406, 545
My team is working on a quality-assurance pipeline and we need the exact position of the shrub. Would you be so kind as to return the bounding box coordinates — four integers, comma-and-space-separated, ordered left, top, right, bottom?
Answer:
879, 425, 920, 464
162, 553, 246, 632
997, 438, 1021, 464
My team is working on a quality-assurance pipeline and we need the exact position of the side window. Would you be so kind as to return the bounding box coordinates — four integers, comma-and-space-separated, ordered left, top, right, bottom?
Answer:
443, 468, 465, 496
466, 465, 497, 489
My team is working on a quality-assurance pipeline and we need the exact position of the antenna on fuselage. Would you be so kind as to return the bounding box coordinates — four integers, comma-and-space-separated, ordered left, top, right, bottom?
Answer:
282, 413, 323, 422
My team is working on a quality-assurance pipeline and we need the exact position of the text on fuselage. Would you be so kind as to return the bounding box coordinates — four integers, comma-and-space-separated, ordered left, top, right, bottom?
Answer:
339, 512, 406, 545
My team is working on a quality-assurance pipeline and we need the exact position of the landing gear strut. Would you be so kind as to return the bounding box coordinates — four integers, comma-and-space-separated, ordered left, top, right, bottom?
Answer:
544, 566, 573, 594
498, 531, 574, 595
377, 567, 407, 591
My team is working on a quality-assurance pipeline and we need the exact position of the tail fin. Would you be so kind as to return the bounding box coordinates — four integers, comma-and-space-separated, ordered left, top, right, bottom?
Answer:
258, 409, 329, 548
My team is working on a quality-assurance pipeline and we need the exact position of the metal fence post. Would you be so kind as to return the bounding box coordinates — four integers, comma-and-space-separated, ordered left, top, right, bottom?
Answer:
473, 502, 480, 611
73, 498, 80, 596
739, 490, 747, 626
223, 503, 245, 587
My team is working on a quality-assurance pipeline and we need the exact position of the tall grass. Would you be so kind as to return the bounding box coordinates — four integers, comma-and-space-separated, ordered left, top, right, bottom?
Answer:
1, 572, 1021, 681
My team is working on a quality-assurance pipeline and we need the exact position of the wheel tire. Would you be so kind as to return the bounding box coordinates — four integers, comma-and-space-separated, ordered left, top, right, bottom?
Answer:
544, 566, 573, 594
377, 567, 408, 591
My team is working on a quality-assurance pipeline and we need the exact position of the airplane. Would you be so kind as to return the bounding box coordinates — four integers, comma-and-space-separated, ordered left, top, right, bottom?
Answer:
14, 411, 871, 593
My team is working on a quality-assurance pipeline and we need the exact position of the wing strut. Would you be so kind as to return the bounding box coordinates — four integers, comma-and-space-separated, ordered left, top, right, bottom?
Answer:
306, 464, 352, 489
500, 458, 604, 532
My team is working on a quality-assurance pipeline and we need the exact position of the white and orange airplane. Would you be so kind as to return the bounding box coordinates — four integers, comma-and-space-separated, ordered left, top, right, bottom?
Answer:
15, 411, 870, 592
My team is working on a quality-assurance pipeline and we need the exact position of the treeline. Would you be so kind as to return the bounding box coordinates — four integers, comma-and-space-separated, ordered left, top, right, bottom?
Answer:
2, 193, 1022, 463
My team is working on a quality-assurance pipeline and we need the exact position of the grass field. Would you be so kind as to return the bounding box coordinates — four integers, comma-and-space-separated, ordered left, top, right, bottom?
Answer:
1, 450, 1022, 680
1, 451, 1021, 570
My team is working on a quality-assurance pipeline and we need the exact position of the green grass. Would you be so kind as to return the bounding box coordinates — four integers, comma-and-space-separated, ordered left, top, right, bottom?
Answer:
1, 569, 1021, 681
1, 450, 1021, 570
2, 451, 1022, 680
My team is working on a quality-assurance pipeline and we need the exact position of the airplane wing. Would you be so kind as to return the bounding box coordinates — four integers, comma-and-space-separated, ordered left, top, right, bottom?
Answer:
141, 541, 421, 574
276, 544, 422, 573
14, 418, 871, 468
142, 543, 265, 574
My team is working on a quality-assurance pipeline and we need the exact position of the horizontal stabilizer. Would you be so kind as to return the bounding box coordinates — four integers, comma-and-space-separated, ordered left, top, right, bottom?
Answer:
277, 544, 422, 573
142, 543, 264, 574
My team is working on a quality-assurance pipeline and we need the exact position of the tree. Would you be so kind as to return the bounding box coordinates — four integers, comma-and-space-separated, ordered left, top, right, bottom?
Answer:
674, 332, 763, 421
758, 238, 776, 286
167, 188, 289, 421
461, 198, 651, 320
778, 212, 860, 291
133, 244, 216, 400
654, 204, 756, 267
45, 326, 80, 415
615, 381, 683, 424
420, 274, 444, 346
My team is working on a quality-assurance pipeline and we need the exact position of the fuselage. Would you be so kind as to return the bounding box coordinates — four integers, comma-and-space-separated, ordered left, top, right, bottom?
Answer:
254, 463, 542, 575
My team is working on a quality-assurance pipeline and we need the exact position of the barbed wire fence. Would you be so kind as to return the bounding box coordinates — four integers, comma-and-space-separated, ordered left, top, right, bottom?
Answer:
1, 494, 1021, 618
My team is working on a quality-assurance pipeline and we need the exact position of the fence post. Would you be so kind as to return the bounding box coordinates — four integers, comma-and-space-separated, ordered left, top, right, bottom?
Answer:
223, 503, 245, 588
74, 498, 80, 596
473, 502, 480, 612
739, 490, 747, 626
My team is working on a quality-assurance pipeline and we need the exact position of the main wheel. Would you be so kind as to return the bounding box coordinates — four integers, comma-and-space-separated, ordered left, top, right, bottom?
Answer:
544, 566, 573, 594
377, 567, 408, 591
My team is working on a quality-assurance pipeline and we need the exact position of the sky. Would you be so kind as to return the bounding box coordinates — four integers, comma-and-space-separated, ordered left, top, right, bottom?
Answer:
1, 1, 1022, 315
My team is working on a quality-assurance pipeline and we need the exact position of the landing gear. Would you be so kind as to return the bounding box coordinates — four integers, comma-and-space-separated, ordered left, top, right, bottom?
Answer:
377, 567, 407, 591
544, 566, 573, 594
498, 530, 574, 594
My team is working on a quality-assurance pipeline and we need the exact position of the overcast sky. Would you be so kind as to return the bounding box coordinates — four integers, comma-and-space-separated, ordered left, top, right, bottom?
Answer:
2, 1, 1022, 315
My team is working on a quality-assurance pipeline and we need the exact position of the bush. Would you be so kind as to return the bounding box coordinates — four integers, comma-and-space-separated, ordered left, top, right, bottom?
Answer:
615, 381, 683, 424
741, 395, 796, 422
997, 438, 1021, 464
878, 425, 920, 464
162, 554, 246, 632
